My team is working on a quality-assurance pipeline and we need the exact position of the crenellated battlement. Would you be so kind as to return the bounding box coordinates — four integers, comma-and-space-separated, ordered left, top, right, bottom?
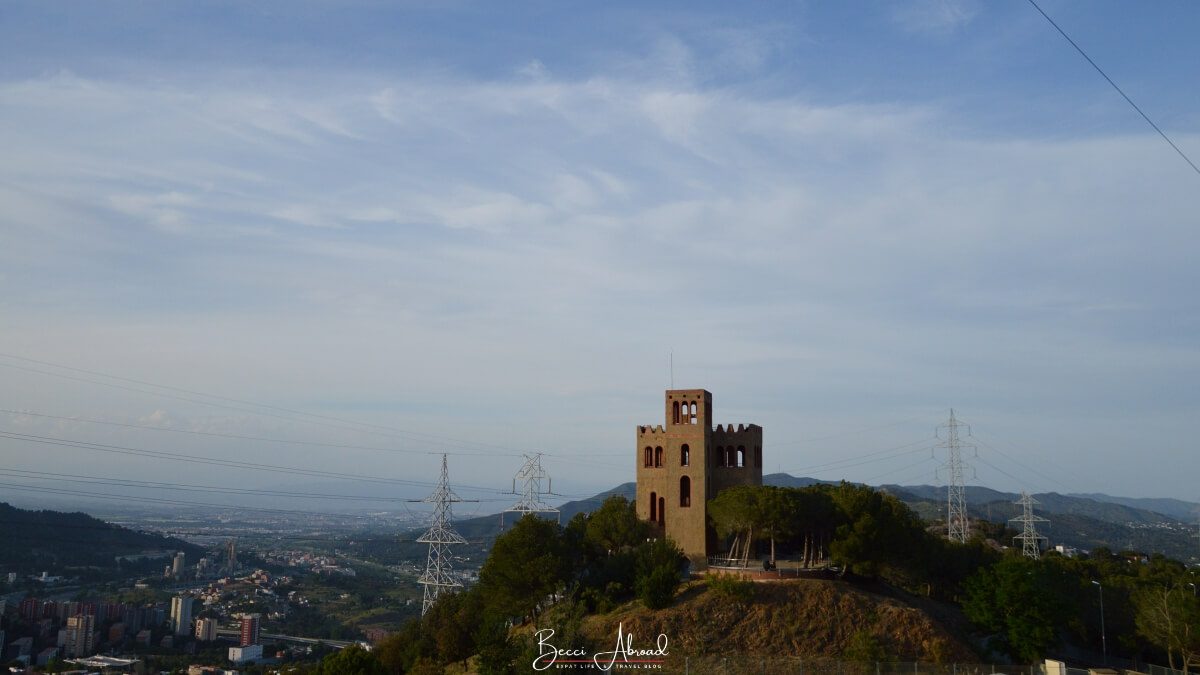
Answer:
636, 388, 763, 568
712, 423, 761, 434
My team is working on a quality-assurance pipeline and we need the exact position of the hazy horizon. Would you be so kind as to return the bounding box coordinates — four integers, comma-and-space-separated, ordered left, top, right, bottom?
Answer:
2, 1, 1198, 507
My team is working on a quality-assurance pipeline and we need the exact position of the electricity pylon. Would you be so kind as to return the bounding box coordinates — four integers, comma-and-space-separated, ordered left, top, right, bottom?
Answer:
501, 453, 559, 527
416, 454, 468, 616
1010, 491, 1050, 559
936, 409, 974, 543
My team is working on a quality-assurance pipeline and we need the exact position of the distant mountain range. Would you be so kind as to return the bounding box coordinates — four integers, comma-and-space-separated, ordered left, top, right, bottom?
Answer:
449, 474, 1200, 563
880, 482, 1199, 562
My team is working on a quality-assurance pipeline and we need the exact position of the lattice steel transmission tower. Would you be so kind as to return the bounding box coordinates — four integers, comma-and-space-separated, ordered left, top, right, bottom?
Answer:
416, 454, 467, 616
501, 453, 559, 527
936, 409, 974, 543
1010, 491, 1049, 559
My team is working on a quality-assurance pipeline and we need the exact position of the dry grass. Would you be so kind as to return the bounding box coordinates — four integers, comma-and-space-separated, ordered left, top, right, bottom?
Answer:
577, 577, 977, 663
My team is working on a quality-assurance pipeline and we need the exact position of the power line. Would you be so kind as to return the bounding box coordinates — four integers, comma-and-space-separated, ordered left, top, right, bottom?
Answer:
862, 457, 938, 485
968, 424, 1133, 500
974, 455, 1041, 492
0, 428, 512, 494
0, 353, 623, 463
0, 468, 512, 504
0, 519, 491, 545
0, 407, 627, 473
1025, 0, 1200, 179
0, 408, 511, 458
0, 359, 526, 456
970, 433, 1069, 494
781, 436, 936, 475
888, 465, 942, 488
0, 481, 394, 519
772, 415, 928, 447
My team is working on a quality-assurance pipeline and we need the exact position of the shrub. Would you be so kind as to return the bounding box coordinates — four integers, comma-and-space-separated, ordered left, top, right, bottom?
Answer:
635, 538, 684, 610
706, 572, 754, 604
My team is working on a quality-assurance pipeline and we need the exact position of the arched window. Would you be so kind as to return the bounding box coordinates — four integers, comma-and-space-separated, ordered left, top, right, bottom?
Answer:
680, 476, 691, 507
689, 402, 697, 423
658, 496, 665, 523
672, 401, 680, 425
755, 446, 762, 468
726, 447, 736, 467
650, 492, 657, 521
680, 444, 690, 466
644, 446, 652, 468
737, 446, 746, 468
717, 446, 725, 467
654, 446, 663, 467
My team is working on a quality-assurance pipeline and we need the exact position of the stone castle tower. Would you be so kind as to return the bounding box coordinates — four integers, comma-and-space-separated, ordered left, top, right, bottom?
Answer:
636, 389, 762, 566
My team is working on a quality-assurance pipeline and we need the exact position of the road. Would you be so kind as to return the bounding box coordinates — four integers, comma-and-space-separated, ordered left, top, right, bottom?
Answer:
215, 628, 357, 649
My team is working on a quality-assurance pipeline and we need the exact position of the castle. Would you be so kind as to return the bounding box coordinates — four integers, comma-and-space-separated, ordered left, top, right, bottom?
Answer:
636, 389, 762, 566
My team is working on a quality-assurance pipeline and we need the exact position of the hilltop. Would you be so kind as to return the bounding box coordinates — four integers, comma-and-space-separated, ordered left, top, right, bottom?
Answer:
577, 577, 978, 665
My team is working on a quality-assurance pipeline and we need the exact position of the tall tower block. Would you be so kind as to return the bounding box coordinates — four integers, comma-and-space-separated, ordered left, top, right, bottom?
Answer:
636, 389, 762, 566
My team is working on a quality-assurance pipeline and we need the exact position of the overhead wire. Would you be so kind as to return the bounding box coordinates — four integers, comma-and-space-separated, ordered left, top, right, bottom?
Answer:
780, 436, 936, 475
771, 414, 928, 447
0, 468, 511, 503
0, 408, 506, 458
0, 517, 495, 545
0, 428, 507, 494
0, 359, 524, 456
1025, 0, 1200, 179
0, 353, 622, 463
862, 456, 939, 485
0, 482, 402, 519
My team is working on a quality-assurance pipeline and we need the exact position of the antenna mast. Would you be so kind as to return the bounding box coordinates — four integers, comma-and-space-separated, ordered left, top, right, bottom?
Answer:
416, 454, 468, 615
1010, 491, 1050, 559
501, 452, 559, 527
936, 409, 974, 543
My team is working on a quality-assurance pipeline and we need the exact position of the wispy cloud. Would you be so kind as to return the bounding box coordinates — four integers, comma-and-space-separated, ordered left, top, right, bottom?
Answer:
892, 0, 981, 36
1, 22, 1198, 498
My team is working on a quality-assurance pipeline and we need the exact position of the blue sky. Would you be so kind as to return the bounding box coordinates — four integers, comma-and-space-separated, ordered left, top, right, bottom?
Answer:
1, 0, 1198, 508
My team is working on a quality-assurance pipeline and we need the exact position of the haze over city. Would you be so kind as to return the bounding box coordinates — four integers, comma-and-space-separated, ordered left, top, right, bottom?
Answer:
2, 1, 1198, 506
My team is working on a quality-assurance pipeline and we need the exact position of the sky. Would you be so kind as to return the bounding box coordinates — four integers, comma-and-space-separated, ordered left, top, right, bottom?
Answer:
1, 0, 1198, 513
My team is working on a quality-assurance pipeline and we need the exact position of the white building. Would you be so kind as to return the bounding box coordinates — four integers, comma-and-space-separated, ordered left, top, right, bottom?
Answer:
229, 643, 263, 664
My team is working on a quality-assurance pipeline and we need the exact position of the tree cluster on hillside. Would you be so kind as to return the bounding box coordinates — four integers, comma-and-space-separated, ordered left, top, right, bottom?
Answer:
304, 498, 685, 674
961, 545, 1200, 666
708, 483, 998, 600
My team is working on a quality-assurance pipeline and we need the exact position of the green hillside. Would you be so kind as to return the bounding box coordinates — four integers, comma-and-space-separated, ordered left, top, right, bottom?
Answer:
0, 502, 204, 576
